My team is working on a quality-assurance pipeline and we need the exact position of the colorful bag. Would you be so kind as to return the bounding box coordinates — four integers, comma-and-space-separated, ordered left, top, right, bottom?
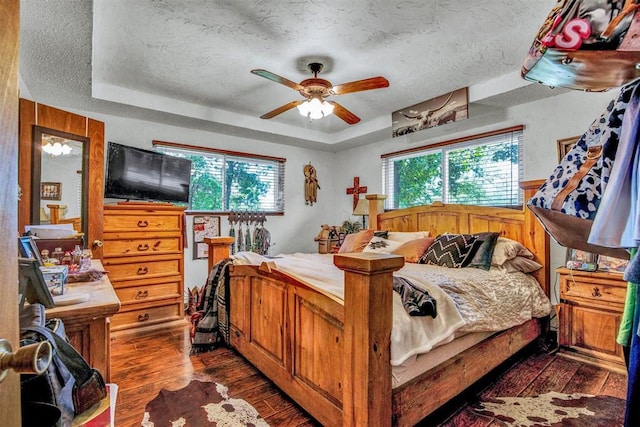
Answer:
522, 0, 640, 91
527, 83, 636, 258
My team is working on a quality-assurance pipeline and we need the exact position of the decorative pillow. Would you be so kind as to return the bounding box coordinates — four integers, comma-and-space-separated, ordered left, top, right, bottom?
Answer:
363, 237, 403, 254
494, 256, 543, 273
387, 231, 430, 242
392, 237, 435, 263
419, 234, 478, 268
491, 237, 535, 266
338, 229, 374, 254
466, 232, 500, 271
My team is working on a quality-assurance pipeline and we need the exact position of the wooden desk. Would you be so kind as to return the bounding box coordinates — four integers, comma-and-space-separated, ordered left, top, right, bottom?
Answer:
46, 262, 120, 381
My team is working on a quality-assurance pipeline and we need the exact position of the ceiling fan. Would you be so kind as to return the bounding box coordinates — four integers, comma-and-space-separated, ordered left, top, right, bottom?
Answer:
251, 62, 389, 125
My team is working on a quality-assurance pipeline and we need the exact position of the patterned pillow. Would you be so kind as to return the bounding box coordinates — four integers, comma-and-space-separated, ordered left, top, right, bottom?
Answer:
419, 234, 479, 268
363, 237, 403, 254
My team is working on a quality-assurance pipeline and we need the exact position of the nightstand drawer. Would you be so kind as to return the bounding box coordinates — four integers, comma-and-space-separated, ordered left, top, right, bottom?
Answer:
560, 277, 626, 305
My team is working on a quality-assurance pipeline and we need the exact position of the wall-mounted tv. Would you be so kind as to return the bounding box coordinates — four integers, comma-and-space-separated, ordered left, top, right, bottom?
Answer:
105, 142, 192, 204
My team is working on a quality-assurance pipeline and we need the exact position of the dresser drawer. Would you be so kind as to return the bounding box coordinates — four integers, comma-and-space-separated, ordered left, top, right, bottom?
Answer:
561, 277, 626, 305
102, 237, 181, 258
103, 213, 182, 232
111, 303, 182, 331
115, 281, 181, 306
104, 258, 181, 282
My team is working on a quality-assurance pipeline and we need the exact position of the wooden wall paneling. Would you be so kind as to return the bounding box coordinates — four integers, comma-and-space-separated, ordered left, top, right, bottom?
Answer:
0, 0, 21, 423
18, 98, 35, 233
87, 119, 104, 258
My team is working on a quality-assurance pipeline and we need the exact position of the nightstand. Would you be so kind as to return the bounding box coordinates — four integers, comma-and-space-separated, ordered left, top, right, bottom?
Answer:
557, 267, 627, 373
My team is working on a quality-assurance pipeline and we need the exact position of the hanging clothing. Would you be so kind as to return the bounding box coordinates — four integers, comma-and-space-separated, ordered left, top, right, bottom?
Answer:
589, 81, 640, 248
237, 224, 245, 252
228, 224, 236, 255
625, 281, 640, 426
245, 226, 252, 253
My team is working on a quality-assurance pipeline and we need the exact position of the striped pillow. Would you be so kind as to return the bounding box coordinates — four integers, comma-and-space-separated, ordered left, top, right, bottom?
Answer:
419, 234, 478, 268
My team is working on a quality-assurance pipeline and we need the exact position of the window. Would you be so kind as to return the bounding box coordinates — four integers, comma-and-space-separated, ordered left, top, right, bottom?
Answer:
382, 126, 523, 209
153, 141, 285, 213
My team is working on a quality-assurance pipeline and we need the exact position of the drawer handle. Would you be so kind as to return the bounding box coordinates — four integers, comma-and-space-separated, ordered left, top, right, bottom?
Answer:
153, 241, 161, 251
137, 313, 150, 322
137, 266, 149, 275
592, 287, 602, 298
135, 290, 149, 299
137, 220, 149, 228
137, 243, 150, 251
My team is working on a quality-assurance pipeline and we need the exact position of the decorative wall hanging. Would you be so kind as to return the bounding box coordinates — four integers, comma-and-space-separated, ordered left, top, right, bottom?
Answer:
392, 87, 469, 137
40, 182, 62, 200
228, 211, 271, 255
304, 163, 320, 205
192, 215, 221, 259
346, 177, 367, 210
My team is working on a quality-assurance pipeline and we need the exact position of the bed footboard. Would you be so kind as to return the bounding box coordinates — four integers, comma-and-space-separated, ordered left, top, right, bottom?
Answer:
225, 252, 404, 426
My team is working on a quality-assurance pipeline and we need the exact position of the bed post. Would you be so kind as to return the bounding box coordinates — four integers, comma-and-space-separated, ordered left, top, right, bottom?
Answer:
334, 253, 405, 427
520, 179, 550, 296
204, 236, 235, 272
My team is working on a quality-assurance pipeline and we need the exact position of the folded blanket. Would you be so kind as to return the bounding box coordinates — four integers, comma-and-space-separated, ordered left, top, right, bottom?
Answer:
393, 276, 437, 318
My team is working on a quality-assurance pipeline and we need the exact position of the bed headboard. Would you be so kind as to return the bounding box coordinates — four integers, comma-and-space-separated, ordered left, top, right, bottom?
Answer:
375, 180, 549, 295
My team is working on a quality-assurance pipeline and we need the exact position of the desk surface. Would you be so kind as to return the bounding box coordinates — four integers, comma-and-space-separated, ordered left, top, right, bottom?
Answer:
46, 261, 120, 321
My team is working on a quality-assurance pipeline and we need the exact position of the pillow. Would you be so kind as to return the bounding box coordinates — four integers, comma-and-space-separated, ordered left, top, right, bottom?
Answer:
392, 237, 435, 263
363, 237, 403, 254
494, 256, 543, 273
466, 232, 500, 271
387, 231, 430, 242
491, 237, 535, 266
419, 234, 478, 268
338, 229, 374, 254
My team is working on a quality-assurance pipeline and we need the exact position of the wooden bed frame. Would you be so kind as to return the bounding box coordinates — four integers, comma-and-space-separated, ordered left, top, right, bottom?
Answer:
205, 180, 549, 426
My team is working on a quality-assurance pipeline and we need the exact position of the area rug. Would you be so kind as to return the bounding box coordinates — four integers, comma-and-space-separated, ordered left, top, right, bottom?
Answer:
142, 379, 269, 426
473, 391, 625, 426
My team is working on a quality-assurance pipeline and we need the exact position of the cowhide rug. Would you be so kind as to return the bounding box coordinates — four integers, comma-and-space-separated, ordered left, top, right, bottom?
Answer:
142, 379, 269, 426
473, 391, 625, 426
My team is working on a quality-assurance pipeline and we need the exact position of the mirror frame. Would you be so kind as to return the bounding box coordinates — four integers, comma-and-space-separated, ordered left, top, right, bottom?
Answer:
31, 125, 90, 239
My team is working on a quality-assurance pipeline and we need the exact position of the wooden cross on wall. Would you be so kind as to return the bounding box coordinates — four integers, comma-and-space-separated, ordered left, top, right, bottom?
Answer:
346, 176, 367, 211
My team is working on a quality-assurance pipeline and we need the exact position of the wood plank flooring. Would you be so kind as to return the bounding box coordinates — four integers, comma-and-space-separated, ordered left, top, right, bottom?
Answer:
110, 324, 627, 426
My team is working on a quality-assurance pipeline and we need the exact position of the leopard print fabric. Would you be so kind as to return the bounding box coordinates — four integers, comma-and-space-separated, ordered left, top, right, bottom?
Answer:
528, 84, 634, 219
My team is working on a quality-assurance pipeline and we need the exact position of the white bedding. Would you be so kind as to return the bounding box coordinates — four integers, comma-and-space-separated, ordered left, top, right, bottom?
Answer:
232, 252, 551, 366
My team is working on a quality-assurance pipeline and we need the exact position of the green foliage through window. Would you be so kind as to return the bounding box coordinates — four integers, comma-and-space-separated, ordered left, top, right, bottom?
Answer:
383, 129, 522, 209
155, 144, 285, 213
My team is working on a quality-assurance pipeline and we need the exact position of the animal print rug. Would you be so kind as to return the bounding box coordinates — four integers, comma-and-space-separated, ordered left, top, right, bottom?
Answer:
473, 391, 625, 426
142, 379, 269, 426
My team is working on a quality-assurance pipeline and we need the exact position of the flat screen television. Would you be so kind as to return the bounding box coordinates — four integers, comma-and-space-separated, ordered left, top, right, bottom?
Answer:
104, 142, 192, 204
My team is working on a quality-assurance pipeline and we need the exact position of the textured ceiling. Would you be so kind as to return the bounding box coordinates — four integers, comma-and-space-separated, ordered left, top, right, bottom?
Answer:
20, 0, 561, 151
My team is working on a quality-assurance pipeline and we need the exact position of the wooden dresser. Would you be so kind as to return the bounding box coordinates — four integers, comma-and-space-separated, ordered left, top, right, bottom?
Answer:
103, 203, 186, 332
557, 267, 627, 373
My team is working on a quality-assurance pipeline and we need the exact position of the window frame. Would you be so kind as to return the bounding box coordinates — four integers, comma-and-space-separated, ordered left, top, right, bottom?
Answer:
382, 126, 524, 210
152, 140, 286, 215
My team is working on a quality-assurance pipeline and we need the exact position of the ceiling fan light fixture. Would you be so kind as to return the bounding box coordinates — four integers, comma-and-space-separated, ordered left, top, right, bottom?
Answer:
43, 141, 72, 156
297, 97, 334, 120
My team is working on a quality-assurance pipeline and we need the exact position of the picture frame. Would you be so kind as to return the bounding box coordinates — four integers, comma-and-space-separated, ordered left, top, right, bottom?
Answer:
40, 181, 62, 200
565, 248, 599, 271
18, 236, 44, 266
598, 255, 629, 274
557, 136, 579, 161
192, 215, 221, 259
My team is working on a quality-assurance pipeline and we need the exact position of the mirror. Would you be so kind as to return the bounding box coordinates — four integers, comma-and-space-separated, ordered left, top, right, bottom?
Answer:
30, 126, 90, 240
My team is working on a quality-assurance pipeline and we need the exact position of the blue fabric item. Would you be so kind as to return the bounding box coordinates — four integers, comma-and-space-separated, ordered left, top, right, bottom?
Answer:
589, 82, 640, 248
625, 279, 640, 426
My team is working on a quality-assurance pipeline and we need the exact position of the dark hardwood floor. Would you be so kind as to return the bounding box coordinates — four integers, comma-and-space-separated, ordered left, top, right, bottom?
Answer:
111, 323, 627, 426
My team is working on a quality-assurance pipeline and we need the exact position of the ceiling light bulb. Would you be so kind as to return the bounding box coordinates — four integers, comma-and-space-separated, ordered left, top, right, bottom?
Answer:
61, 144, 72, 155
320, 101, 334, 116
297, 100, 311, 117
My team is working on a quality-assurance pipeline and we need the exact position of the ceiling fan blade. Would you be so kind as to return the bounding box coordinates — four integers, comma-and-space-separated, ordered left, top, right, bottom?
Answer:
260, 100, 303, 119
251, 69, 303, 91
331, 76, 389, 95
327, 101, 360, 124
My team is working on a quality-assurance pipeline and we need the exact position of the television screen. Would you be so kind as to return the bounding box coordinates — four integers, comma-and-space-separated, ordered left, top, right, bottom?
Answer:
105, 142, 192, 204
